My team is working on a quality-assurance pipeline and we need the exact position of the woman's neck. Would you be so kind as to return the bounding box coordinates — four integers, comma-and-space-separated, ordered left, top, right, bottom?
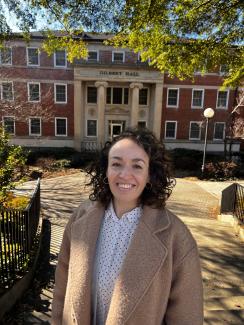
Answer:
112, 199, 139, 219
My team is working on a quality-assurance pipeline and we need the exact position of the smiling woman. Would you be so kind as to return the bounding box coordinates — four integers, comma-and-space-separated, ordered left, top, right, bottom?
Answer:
52, 127, 204, 325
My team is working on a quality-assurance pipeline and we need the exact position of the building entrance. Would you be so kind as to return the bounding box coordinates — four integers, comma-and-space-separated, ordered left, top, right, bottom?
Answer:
108, 120, 126, 139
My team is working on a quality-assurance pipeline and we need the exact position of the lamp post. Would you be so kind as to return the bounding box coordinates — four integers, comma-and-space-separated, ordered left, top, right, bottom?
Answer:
201, 107, 215, 173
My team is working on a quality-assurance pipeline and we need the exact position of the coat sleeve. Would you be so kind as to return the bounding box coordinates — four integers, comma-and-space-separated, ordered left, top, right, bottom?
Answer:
163, 244, 204, 325
51, 214, 73, 325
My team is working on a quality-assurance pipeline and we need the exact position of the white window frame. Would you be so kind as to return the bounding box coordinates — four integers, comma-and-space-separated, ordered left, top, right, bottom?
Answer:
219, 65, 229, 75
167, 88, 179, 108
54, 50, 67, 68
112, 51, 125, 63
86, 119, 98, 137
1, 81, 14, 101
139, 88, 149, 106
191, 89, 204, 108
27, 47, 40, 66
0, 47, 12, 65
55, 117, 67, 136
216, 89, 229, 109
137, 120, 147, 128
3, 116, 15, 135
165, 121, 177, 139
213, 122, 226, 141
28, 82, 40, 102
87, 50, 99, 62
54, 83, 67, 104
29, 117, 41, 136
106, 87, 129, 105
189, 121, 201, 140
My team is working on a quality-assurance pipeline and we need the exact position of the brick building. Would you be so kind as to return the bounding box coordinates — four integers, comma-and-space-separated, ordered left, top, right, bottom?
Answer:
0, 32, 243, 152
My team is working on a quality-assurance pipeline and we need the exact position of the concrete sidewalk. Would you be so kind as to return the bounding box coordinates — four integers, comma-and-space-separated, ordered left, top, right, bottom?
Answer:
3, 173, 244, 324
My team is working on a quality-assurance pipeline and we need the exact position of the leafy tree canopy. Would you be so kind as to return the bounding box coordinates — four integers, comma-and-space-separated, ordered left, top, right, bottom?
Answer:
0, 0, 243, 87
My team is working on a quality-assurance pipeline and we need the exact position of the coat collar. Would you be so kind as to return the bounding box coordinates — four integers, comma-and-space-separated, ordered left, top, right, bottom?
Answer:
70, 202, 170, 325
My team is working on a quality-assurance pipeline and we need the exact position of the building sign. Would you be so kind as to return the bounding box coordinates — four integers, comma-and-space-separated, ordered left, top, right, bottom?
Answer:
99, 71, 139, 77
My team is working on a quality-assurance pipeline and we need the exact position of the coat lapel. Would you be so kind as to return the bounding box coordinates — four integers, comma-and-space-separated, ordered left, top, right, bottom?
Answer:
70, 202, 104, 325
106, 206, 170, 324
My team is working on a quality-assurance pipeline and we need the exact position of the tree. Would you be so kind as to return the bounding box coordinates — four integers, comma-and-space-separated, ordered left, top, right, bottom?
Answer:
0, 0, 243, 87
0, 127, 27, 204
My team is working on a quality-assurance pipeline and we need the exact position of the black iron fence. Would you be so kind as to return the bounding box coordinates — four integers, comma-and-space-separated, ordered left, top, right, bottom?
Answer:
221, 183, 244, 224
0, 179, 41, 290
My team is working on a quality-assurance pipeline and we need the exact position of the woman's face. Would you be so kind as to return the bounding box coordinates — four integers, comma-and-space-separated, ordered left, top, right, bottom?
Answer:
106, 138, 150, 211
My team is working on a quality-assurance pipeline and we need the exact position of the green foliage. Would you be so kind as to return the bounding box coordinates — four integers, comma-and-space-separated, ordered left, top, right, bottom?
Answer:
0, 0, 243, 87
0, 128, 28, 204
2, 193, 29, 210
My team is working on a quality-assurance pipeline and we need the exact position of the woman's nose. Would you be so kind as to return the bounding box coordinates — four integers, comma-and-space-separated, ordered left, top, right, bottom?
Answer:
119, 166, 131, 178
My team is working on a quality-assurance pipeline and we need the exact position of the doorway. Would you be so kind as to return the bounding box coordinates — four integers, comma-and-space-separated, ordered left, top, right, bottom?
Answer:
108, 120, 126, 139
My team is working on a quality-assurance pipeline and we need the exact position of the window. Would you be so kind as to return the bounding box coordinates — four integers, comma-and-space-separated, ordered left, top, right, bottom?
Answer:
165, 121, 177, 139
167, 88, 179, 107
139, 88, 148, 105
28, 83, 40, 102
55, 84, 67, 103
55, 118, 67, 136
54, 50, 66, 67
214, 122, 225, 140
0, 47, 12, 65
189, 122, 201, 140
88, 51, 99, 62
220, 65, 229, 75
87, 120, 97, 136
3, 117, 15, 135
106, 87, 129, 105
29, 118, 41, 136
192, 89, 204, 108
217, 90, 228, 108
138, 121, 147, 129
112, 51, 124, 63
87, 87, 97, 103
1, 82, 13, 100
27, 48, 39, 66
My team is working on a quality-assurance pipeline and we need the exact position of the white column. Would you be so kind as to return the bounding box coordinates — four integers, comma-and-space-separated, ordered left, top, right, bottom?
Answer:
74, 80, 83, 152
95, 81, 108, 147
130, 82, 143, 127
152, 83, 163, 139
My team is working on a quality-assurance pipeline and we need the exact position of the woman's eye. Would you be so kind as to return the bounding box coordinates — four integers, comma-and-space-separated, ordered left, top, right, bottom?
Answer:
134, 164, 143, 169
112, 162, 121, 167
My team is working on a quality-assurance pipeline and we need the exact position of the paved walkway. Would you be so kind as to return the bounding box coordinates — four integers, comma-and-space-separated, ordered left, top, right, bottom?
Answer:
3, 173, 244, 324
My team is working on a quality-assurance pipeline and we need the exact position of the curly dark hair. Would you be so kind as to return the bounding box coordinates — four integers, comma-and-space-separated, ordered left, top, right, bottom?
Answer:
85, 127, 175, 209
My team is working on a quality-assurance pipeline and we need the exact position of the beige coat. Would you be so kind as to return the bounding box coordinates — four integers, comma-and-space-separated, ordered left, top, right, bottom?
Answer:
52, 201, 203, 325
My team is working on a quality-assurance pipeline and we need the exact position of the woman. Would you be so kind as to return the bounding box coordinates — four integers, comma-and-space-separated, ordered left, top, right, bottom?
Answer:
52, 127, 203, 325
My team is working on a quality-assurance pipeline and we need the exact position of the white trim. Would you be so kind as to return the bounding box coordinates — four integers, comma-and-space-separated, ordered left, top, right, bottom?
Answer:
167, 88, 179, 108
137, 120, 147, 128
216, 89, 229, 109
0, 47, 12, 65
213, 122, 226, 140
28, 82, 40, 102
1, 81, 14, 101
87, 50, 99, 62
2, 116, 15, 135
112, 51, 125, 63
54, 83, 67, 104
189, 121, 202, 140
29, 117, 42, 136
26, 47, 40, 66
191, 88, 204, 109
54, 50, 67, 68
55, 117, 67, 136
165, 120, 177, 139
86, 119, 98, 137
139, 87, 149, 106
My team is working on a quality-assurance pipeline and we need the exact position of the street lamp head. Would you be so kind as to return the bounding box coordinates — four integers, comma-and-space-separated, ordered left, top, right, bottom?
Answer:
204, 107, 215, 119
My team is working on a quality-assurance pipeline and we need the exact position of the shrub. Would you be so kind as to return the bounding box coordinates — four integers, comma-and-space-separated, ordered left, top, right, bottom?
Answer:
169, 148, 203, 170
3, 193, 30, 210
203, 161, 239, 180
0, 127, 28, 204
